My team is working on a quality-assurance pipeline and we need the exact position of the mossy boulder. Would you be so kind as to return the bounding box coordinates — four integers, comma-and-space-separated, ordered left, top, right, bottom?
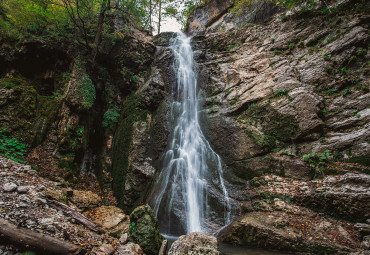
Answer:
127, 205, 164, 255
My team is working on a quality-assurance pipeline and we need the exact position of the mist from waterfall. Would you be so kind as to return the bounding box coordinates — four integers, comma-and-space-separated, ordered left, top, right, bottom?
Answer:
149, 32, 231, 235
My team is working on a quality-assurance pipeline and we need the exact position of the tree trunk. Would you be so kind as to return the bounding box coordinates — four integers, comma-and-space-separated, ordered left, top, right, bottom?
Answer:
92, 0, 110, 60
150, 0, 152, 31
158, 0, 162, 34
47, 199, 102, 233
0, 219, 82, 255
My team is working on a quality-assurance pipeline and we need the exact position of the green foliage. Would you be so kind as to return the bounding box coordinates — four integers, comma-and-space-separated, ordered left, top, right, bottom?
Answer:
289, 42, 295, 50
0, 129, 26, 163
340, 67, 350, 75
341, 86, 352, 96
271, 38, 275, 43
326, 35, 335, 44
103, 106, 120, 128
273, 89, 288, 97
226, 41, 242, 51
74, 58, 96, 110
131, 75, 139, 83
230, 0, 259, 16
356, 48, 367, 56
280, 13, 287, 22
302, 150, 330, 178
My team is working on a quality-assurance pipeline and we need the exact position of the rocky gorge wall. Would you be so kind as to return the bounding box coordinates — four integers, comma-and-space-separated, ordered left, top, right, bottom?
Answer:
183, 0, 370, 253
1, 0, 370, 253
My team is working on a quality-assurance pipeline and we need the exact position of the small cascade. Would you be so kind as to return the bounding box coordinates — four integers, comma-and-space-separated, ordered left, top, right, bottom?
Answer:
149, 32, 232, 235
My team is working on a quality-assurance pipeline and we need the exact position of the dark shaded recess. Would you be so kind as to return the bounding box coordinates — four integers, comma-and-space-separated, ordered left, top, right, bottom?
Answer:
0, 40, 70, 96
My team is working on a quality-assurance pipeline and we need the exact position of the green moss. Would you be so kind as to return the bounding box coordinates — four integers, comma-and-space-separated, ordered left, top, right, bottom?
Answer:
243, 103, 299, 151
0, 129, 26, 163
111, 93, 149, 209
127, 205, 164, 255
0, 77, 58, 150
71, 57, 96, 110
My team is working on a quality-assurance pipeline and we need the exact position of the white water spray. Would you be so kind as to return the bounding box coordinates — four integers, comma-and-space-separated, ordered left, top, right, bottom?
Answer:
150, 32, 231, 234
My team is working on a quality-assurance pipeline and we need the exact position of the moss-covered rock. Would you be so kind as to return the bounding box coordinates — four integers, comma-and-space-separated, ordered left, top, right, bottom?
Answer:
127, 205, 164, 255
111, 93, 150, 209
0, 76, 58, 150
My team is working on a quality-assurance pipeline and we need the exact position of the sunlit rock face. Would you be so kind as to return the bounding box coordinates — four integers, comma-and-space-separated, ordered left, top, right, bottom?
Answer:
186, 0, 234, 35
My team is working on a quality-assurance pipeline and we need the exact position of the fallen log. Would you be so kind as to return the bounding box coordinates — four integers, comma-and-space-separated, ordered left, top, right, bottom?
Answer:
47, 199, 102, 233
0, 218, 82, 255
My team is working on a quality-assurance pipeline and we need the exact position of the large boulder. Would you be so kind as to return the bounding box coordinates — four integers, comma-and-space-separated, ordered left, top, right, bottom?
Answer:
70, 190, 102, 210
127, 205, 164, 255
251, 174, 370, 221
218, 211, 359, 254
84, 206, 130, 236
168, 232, 220, 255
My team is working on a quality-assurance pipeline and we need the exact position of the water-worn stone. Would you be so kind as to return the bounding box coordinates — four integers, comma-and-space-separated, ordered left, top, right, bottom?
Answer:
92, 244, 115, 255
168, 232, 220, 255
3, 183, 17, 192
127, 205, 163, 255
116, 243, 143, 255
16, 186, 29, 194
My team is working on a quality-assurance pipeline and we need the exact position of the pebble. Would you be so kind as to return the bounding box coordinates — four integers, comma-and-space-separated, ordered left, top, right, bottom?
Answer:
3, 183, 17, 192
19, 202, 28, 208
19, 195, 30, 203
17, 186, 29, 194
119, 233, 128, 244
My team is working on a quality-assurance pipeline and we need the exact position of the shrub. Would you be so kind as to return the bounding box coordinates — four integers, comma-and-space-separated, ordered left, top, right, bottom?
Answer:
73, 58, 96, 110
0, 129, 26, 163
103, 106, 120, 128
226, 41, 242, 51
302, 151, 330, 178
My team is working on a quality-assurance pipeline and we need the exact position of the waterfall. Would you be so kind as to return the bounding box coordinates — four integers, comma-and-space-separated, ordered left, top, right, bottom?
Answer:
150, 32, 231, 235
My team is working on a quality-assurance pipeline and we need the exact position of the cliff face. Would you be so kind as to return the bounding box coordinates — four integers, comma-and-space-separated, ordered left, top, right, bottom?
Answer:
185, 0, 369, 253
1, 0, 370, 253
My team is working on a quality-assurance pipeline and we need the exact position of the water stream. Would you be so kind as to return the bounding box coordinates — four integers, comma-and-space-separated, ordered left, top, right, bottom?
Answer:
149, 32, 232, 235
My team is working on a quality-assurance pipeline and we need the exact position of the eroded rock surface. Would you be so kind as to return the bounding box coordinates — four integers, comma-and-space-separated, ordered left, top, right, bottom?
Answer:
168, 232, 220, 255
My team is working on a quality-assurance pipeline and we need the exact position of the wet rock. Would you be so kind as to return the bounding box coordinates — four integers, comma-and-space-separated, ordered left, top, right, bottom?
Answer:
154, 32, 176, 47
127, 205, 163, 255
116, 243, 143, 255
168, 232, 220, 255
3, 183, 17, 192
85, 206, 130, 236
158, 239, 168, 255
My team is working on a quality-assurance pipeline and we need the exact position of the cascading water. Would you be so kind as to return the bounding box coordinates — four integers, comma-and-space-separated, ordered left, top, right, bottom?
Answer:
149, 32, 232, 235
